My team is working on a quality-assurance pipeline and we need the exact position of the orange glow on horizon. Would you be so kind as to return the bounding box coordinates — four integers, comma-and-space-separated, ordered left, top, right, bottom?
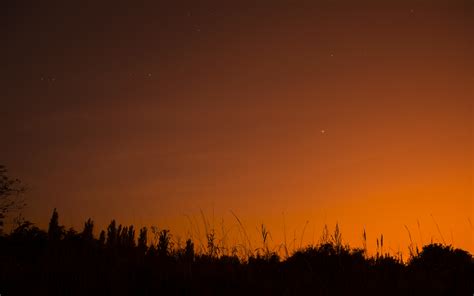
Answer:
1, 1, 471, 257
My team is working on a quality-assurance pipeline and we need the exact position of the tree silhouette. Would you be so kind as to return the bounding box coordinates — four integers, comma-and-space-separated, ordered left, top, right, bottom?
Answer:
82, 218, 94, 240
0, 165, 26, 233
138, 226, 147, 252
106, 220, 117, 247
157, 229, 171, 257
184, 238, 195, 261
47, 208, 64, 240
99, 229, 106, 245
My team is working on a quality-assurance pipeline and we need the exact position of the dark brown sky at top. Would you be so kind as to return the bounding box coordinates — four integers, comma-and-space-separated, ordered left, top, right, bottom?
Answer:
1, 1, 472, 253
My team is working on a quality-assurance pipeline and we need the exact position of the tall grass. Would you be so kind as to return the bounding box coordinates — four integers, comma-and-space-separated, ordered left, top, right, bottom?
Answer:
4, 211, 473, 296
140, 210, 472, 264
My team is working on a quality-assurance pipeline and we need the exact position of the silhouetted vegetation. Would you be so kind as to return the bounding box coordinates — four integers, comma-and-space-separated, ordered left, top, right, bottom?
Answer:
0, 165, 26, 234
1, 209, 472, 296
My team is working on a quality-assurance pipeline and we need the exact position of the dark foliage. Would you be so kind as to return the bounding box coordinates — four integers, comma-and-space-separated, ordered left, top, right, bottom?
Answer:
0, 165, 26, 234
1, 209, 472, 296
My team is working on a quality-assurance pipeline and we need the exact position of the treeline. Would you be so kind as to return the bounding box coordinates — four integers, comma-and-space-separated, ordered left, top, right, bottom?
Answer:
1, 209, 473, 296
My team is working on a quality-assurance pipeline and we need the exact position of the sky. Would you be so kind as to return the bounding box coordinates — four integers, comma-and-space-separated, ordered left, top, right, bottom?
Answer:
1, 1, 472, 255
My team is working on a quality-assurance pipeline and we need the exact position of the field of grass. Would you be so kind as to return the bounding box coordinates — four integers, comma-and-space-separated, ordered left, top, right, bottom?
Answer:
1, 208, 473, 295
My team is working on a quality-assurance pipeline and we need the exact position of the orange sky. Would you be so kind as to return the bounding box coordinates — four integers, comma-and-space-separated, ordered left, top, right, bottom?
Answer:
1, 1, 472, 255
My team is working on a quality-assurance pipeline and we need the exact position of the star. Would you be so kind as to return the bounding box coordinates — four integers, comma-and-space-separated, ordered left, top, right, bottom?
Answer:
321, 130, 326, 134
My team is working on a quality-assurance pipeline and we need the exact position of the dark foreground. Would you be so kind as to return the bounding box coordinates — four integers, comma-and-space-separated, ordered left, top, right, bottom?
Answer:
1, 214, 473, 296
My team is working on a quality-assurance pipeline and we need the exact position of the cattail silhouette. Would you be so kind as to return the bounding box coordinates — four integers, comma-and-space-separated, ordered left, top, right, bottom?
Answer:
362, 228, 367, 255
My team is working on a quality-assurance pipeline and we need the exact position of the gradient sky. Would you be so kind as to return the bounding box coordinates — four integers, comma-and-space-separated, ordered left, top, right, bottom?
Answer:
1, 1, 472, 255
